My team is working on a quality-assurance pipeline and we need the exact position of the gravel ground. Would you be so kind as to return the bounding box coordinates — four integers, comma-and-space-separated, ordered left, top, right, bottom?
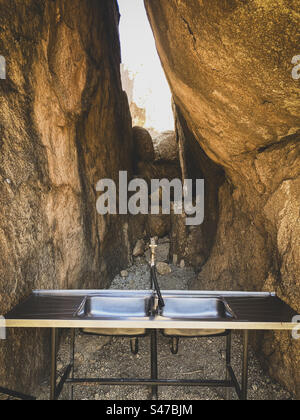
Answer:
35, 255, 294, 401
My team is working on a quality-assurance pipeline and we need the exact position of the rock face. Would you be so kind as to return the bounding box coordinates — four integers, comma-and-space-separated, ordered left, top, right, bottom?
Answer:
132, 126, 156, 163
147, 213, 171, 239
132, 126, 181, 240
0, 0, 299, 400
145, 0, 300, 397
0, 0, 133, 393
153, 131, 178, 162
170, 105, 225, 269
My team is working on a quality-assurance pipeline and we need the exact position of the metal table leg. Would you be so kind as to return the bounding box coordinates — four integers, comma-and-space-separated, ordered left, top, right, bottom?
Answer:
52, 328, 250, 401
70, 329, 75, 401
151, 330, 158, 400
50, 328, 57, 400
225, 332, 232, 400
241, 330, 249, 400
0, 386, 36, 400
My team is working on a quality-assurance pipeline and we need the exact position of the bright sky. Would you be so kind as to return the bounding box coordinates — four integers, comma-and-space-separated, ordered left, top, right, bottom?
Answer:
118, 0, 174, 132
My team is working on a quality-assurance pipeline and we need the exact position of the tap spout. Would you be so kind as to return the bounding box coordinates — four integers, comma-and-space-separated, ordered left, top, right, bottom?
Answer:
149, 238, 165, 312
151, 266, 165, 313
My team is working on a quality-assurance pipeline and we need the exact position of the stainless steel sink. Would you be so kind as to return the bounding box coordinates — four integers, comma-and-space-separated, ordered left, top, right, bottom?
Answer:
160, 297, 236, 320
76, 295, 152, 319
75, 292, 236, 321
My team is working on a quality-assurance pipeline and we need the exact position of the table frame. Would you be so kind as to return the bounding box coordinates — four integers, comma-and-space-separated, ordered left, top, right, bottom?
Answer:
50, 328, 249, 401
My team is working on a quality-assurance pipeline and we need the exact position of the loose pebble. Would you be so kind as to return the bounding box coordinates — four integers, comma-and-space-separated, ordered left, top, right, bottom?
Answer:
120, 270, 129, 278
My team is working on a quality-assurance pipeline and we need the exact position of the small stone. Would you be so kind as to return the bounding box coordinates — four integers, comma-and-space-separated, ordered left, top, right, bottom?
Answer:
180, 259, 185, 268
120, 270, 129, 278
158, 236, 170, 244
132, 239, 145, 257
252, 384, 258, 391
75, 353, 84, 362
156, 262, 172, 276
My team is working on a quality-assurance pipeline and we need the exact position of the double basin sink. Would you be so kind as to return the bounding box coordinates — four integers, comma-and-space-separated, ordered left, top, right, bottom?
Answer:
76, 293, 236, 321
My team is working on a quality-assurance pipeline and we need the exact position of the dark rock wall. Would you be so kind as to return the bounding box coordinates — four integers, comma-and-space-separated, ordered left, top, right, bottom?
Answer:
170, 104, 225, 269
0, 0, 133, 393
144, 0, 300, 397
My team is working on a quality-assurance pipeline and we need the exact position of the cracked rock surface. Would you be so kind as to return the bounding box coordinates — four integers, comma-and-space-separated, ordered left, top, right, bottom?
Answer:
144, 0, 300, 397
0, 0, 133, 393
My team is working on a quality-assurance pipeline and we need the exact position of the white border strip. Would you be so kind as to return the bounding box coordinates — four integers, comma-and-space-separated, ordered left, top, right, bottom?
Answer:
0, 316, 6, 339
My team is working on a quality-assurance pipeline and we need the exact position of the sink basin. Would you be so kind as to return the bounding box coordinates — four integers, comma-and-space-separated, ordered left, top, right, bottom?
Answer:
75, 293, 236, 321
160, 297, 236, 320
76, 295, 152, 319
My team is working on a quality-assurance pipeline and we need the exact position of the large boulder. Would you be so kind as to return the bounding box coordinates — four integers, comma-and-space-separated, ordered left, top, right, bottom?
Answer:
145, 0, 300, 397
132, 126, 156, 163
153, 131, 178, 162
0, 0, 133, 394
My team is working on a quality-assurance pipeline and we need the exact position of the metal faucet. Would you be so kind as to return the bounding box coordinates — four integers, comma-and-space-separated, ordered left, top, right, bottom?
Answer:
149, 238, 165, 314
150, 238, 158, 268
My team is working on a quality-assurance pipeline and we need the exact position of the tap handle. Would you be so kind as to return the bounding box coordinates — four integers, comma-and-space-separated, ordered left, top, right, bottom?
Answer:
150, 237, 157, 249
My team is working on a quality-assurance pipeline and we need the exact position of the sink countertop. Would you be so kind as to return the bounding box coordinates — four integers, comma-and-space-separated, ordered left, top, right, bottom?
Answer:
3, 290, 299, 331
